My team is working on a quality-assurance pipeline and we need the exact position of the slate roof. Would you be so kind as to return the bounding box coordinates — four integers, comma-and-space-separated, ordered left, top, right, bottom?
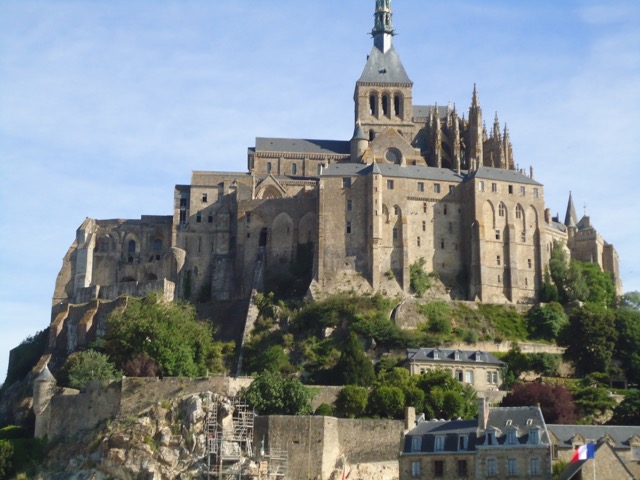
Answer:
413, 105, 450, 119
254, 137, 350, 156
481, 406, 550, 446
321, 163, 465, 182
357, 46, 412, 85
406, 348, 505, 366
469, 166, 543, 186
402, 419, 479, 453
548, 425, 640, 450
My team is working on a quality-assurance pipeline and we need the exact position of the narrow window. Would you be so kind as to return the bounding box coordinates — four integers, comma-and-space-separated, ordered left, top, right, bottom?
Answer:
492, 182, 498, 192
196, 212, 202, 223
387, 179, 394, 190
441, 239, 445, 249
498, 274, 501, 283
202, 193, 208, 202
530, 429, 539, 445
507, 458, 518, 476
507, 430, 517, 445
343, 177, 352, 188
246, 212, 251, 223
487, 371, 493, 383
530, 458, 541, 475
479, 180, 485, 192
434, 183, 441, 194
411, 461, 421, 478
497, 255, 501, 266
528, 258, 532, 268
456, 369, 463, 381
369, 93, 377, 115
347, 199, 352, 211
458, 435, 467, 451
423, 203, 427, 213
417, 237, 421, 247
499, 204, 506, 217
411, 436, 421, 452
382, 94, 389, 116
457, 460, 468, 477
492, 371, 498, 384
534, 187, 539, 198
292, 163, 297, 175
346, 221, 352, 234
434, 435, 444, 451
394, 206, 400, 215
465, 371, 474, 384
508, 184, 514, 194
434, 460, 444, 477
394, 94, 401, 116
487, 458, 497, 477
495, 229, 501, 240
443, 205, 448, 215
208, 214, 213, 223
417, 182, 424, 192
521, 231, 526, 243
422, 221, 426, 232
267, 162, 272, 173
516, 205, 523, 219
520, 186, 526, 196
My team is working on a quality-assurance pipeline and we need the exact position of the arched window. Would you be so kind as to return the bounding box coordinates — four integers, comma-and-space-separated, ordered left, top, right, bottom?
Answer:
394, 94, 401, 116
499, 204, 506, 217
369, 93, 377, 116
516, 205, 524, 219
381, 94, 389, 116
128, 240, 136, 253
292, 163, 297, 175
267, 162, 272, 174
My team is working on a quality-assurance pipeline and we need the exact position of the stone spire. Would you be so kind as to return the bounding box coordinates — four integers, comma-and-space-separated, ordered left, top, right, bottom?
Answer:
565, 191, 578, 228
468, 84, 483, 167
372, 0, 395, 53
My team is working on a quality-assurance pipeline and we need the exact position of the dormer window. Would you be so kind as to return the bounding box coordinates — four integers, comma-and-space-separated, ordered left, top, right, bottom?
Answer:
486, 430, 496, 446
529, 428, 540, 445
454, 351, 461, 361
433, 350, 440, 360
507, 429, 518, 445
458, 435, 468, 451
434, 435, 445, 452
475, 352, 483, 362
412, 436, 422, 452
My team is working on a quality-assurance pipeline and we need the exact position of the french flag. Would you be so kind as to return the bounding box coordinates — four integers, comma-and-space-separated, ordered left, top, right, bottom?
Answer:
571, 442, 595, 462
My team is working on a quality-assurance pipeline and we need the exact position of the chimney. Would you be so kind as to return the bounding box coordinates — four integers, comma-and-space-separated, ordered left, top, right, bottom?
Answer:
405, 406, 416, 430
478, 397, 490, 430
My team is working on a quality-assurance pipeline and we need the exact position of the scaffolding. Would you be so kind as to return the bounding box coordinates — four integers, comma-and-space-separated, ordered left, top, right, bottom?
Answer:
205, 395, 289, 479
206, 396, 254, 479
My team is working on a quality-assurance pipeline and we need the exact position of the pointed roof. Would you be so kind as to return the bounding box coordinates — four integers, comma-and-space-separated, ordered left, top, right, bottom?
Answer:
564, 192, 578, 228
351, 122, 368, 141
357, 45, 412, 85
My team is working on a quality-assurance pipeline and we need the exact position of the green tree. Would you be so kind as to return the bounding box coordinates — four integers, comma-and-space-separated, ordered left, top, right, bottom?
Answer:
571, 374, 617, 422
61, 350, 121, 389
258, 345, 293, 374
410, 258, 432, 297
619, 291, 640, 310
559, 303, 617, 376
614, 307, 640, 384
580, 263, 616, 306
415, 370, 477, 419
548, 243, 589, 304
501, 343, 530, 387
104, 294, 232, 377
335, 385, 369, 418
526, 302, 568, 341
609, 390, 640, 425
334, 333, 375, 386
368, 385, 406, 419
0, 440, 13, 479
243, 371, 312, 415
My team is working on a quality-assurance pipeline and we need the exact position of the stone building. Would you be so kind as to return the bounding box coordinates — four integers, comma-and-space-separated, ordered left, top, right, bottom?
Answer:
405, 348, 504, 394
399, 398, 553, 479
52, 1, 621, 314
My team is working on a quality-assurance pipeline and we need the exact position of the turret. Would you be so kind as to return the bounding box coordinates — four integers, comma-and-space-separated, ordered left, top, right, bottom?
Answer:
350, 122, 369, 161
565, 192, 578, 240
503, 124, 514, 170
432, 105, 442, 167
491, 112, 504, 168
452, 104, 462, 173
33, 365, 57, 439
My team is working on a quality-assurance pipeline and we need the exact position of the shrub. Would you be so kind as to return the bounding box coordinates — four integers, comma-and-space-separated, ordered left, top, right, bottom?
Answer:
410, 258, 432, 297
61, 350, 121, 389
314, 403, 334, 416
0, 440, 13, 478
335, 385, 368, 418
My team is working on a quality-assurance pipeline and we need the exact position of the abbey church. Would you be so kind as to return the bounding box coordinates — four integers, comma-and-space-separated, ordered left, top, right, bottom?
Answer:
52, 1, 621, 315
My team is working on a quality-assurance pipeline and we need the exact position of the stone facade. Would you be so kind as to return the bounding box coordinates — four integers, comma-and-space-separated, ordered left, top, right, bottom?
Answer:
51, 1, 621, 313
405, 348, 505, 394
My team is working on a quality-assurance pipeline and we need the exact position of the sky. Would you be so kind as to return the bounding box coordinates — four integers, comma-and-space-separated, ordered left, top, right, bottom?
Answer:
0, 0, 639, 385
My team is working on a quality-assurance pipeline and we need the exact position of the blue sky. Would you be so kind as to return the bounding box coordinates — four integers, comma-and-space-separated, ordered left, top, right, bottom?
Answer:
1, 0, 639, 385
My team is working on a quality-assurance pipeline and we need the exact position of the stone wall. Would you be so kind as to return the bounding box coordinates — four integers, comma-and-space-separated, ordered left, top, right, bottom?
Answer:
254, 415, 404, 480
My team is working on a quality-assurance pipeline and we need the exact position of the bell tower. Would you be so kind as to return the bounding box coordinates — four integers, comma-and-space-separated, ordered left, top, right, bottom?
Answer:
354, 0, 414, 141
